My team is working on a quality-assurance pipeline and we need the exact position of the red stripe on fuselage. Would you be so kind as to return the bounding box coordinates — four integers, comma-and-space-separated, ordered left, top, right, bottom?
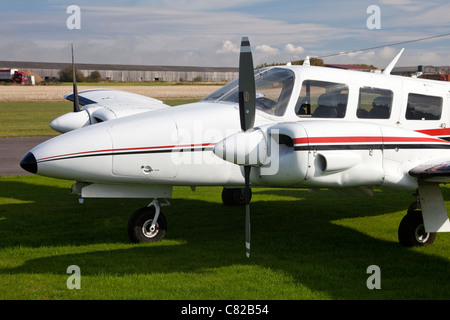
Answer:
415, 128, 450, 137
293, 135, 449, 145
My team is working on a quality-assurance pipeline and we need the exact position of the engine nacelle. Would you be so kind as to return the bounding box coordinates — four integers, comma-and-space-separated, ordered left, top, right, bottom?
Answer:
252, 121, 386, 188
250, 123, 310, 186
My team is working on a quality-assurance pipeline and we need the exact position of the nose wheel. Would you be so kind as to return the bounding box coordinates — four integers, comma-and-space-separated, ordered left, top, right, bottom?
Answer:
128, 200, 168, 243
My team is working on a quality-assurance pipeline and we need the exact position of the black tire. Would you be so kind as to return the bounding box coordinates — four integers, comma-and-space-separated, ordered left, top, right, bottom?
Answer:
407, 201, 420, 214
128, 206, 167, 243
398, 209, 436, 247
222, 188, 252, 206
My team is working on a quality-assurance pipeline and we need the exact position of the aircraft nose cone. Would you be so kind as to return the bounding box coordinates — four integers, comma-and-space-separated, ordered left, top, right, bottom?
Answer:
20, 152, 37, 174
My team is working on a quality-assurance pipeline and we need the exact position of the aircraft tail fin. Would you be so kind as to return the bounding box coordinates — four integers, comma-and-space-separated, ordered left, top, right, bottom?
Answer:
382, 48, 404, 75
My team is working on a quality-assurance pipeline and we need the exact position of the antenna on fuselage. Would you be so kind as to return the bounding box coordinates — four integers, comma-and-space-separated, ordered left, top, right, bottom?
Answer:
382, 48, 404, 75
303, 56, 311, 66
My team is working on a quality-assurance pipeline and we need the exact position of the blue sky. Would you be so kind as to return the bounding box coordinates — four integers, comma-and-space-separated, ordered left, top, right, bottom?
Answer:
0, 0, 449, 68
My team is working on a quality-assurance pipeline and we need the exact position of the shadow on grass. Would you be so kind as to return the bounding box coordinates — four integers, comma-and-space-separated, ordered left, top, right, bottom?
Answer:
1, 178, 450, 299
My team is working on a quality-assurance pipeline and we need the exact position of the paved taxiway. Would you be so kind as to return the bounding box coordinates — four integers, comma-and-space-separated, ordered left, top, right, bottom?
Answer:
0, 137, 51, 176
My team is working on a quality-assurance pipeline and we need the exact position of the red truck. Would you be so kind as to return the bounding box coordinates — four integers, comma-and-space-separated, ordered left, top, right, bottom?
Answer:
439, 73, 450, 81
0, 69, 32, 84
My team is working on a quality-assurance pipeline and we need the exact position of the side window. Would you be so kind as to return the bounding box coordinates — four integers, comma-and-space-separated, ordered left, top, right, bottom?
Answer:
405, 93, 442, 120
295, 80, 348, 118
357, 87, 393, 119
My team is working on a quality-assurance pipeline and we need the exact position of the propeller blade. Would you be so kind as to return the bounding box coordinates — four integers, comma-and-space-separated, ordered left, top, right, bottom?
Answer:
238, 37, 256, 132
71, 44, 80, 113
238, 37, 256, 258
244, 165, 251, 258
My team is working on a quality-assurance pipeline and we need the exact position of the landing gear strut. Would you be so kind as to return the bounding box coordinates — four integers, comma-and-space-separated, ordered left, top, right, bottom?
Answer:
128, 199, 169, 243
398, 200, 436, 247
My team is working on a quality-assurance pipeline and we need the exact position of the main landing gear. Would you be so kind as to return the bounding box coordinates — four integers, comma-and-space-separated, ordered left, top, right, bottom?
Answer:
222, 187, 252, 206
398, 201, 436, 247
128, 199, 169, 243
127, 188, 250, 243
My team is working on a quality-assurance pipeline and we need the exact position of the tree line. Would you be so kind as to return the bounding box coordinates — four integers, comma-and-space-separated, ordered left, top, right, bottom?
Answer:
59, 66, 102, 82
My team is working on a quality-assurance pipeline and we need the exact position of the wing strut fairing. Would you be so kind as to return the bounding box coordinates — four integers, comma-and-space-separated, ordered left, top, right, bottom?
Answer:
416, 183, 450, 233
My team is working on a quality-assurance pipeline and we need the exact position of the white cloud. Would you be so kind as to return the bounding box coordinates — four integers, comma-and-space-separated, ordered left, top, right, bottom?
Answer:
156, 0, 272, 12
379, 0, 416, 5
255, 44, 279, 55
379, 0, 424, 11
217, 40, 240, 54
284, 44, 304, 55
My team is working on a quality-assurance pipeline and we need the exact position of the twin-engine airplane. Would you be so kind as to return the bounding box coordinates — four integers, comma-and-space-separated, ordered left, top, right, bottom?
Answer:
21, 38, 450, 257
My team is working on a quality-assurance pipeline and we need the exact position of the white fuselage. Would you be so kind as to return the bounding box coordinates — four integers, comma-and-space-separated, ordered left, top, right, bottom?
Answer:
23, 65, 450, 197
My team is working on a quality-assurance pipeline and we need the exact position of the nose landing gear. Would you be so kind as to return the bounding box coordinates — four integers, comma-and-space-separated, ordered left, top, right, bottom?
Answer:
128, 199, 169, 243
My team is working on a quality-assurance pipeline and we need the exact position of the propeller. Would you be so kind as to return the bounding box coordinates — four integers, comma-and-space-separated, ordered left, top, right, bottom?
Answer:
71, 43, 80, 113
49, 44, 91, 133
238, 37, 256, 258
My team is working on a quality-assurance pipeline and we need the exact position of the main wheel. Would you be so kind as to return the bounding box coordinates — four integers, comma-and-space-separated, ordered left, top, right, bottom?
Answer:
398, 209, 436, 247
222, 188, 252, 206
128, 206, 167, 243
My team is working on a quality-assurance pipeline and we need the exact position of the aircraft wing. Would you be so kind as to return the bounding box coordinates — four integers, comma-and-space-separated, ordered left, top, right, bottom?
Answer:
51, 89, 171, 133
409, 159, 450, 182
64, 88, 168, 109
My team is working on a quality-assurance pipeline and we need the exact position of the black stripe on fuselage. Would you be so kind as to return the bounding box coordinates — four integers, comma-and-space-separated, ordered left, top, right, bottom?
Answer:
37, 147, 214, 163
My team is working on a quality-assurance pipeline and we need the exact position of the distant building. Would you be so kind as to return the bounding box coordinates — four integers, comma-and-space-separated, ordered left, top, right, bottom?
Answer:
326, 64, 450, 80
391, 66, 450, 78
0, 61, 239, 83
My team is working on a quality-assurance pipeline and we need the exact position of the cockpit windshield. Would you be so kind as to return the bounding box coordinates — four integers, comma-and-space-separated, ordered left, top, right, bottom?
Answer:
202, 67, 295, 117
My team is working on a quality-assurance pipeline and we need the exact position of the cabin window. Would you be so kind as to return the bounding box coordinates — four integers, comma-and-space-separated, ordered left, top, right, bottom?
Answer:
357, 87, 393, 119
295, 80, 348, 118
405, 93, 442, 120
202, 67, 295, 117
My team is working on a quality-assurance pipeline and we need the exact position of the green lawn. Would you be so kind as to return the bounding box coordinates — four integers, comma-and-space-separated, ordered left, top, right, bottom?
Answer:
0, 100, 198, 138
0, 175, 449, 300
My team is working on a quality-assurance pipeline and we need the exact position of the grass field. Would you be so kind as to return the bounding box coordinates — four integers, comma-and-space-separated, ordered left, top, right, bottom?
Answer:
0, 100, 198, 137
0, 175, 449, 300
